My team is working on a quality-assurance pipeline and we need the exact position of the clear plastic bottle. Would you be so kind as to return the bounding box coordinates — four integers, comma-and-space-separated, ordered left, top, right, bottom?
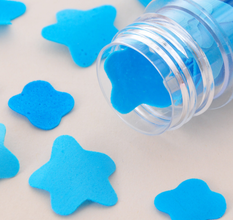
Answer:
97, 0, 233, 135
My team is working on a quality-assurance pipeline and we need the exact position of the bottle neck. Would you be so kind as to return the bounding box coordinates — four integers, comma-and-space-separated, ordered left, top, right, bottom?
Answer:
97, 0, 233, 135
112, 14, 214, 131
145, 0, 233, 108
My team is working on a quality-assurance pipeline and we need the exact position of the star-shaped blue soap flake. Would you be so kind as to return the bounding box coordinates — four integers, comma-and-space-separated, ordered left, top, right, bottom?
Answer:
104, 47, 171, 114
0, 123, 19, 178
42, 5, 118, 68
8, 80, 75, 130
29, 135, 118, 215
0, 0, 26, 25
154, 179, 227, 220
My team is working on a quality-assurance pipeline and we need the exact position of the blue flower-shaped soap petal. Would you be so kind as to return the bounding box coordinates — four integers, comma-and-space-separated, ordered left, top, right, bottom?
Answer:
104, 47, 171, 114
8, 81, 74, 130
0, 0, 26, 25
154, 179, 227, 220
42, 5, 118, 68
29, 135, 118, 215
138, 0, 152, 7
0, 124, 19, 178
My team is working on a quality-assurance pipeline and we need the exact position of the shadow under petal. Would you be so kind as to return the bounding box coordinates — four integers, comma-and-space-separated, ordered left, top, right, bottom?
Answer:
0, 25, 10, 38
59, 200, 115, 218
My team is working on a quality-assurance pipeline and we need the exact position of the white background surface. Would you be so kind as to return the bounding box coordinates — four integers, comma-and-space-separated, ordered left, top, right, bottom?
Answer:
0, 0, 233, 219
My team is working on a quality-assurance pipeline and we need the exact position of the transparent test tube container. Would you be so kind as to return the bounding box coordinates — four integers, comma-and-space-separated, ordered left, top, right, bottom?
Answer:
97, 0, 233, 135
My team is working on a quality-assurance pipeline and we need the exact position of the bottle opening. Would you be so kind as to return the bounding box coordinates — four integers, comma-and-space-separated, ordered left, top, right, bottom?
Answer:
97, 44, 174, 135
97, 0, 233, 135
